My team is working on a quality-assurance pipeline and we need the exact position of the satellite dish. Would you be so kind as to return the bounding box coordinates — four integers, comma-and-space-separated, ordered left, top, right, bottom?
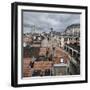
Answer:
38, 37, 41, 40
32, 56, 36, 62
60, 58, 64, 63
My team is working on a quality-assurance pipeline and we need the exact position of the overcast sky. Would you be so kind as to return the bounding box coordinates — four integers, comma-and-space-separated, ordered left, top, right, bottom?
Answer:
23, 11, 80, 33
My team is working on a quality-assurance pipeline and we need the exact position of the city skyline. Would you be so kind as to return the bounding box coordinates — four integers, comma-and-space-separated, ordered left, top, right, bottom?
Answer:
23, 11, 80, 33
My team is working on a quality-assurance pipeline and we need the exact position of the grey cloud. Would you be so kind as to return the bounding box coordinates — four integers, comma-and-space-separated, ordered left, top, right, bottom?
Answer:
23, 11, 80, 33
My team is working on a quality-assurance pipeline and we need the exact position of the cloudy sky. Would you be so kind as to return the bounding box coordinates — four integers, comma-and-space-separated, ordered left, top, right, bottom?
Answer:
23, 11, 80, 33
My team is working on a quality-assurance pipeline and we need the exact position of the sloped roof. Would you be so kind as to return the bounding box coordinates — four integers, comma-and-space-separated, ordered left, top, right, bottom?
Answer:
65, 24, 80, 32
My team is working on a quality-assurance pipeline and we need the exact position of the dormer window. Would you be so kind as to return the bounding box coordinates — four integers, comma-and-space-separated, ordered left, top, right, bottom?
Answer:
38, 37, 41, 40
33, 36, 36, 40
23, 42, 27, 47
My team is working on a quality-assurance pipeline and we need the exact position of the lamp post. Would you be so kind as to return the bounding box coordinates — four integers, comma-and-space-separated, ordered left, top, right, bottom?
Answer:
50, 27, 55, 76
